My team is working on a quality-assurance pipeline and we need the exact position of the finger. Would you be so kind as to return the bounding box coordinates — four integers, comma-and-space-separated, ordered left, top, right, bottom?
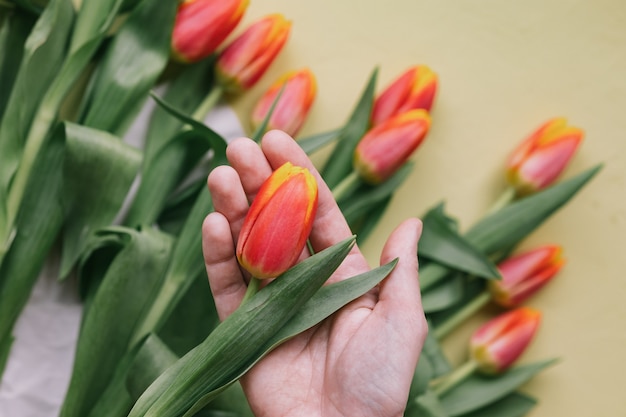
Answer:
226, 137, 273, 202
375, 218, 428, 344
261, 130, 369, 278
203, 212, 247, 321
208, 165, 249, 246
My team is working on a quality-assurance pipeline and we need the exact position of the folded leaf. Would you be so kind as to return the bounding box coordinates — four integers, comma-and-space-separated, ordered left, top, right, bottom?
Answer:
422, 273, 465, 313
60, 227, 173, 417
60, 122, 142, 278
420, 204, 500, 280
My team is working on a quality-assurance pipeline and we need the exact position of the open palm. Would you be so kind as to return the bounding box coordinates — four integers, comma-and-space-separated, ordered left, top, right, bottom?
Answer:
202, 130, 427, 417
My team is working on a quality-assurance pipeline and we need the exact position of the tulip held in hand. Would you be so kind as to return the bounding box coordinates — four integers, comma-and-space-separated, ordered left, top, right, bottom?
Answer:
237, 162, 318, 279
490, 245, 564, 307
507, 117, 584, 195
217, 14, 292, 93
470, 307, 542, 374
371, 65, 438, 126
251, 68, 317, 137
354, 109, 431, 185
171, 0, 249, 63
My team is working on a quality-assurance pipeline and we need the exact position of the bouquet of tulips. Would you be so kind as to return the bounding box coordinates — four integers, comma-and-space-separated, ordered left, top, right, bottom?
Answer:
0, 0, 601, 416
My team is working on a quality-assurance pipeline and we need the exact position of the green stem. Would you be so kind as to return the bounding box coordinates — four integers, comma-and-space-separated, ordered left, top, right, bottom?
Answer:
331, 171, 361, 202
190, 85, 223, 124
241, 277, 261, 305
431, 359, 478, 396
486, 185, 517, 215
433, 290, 491, 340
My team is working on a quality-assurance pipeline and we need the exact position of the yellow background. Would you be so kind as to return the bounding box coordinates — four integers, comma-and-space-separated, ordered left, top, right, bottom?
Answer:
228, 1, 626, 415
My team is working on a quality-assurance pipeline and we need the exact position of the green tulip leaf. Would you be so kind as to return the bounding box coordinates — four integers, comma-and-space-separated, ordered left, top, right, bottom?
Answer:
411, 390, 448, 417
297, 128, 341, 155
465, 165, 603, 254
183, 259, 399, 416
341, 162, 413, 221
143, 58, 216, 167
60, 122, 142, 278
420, 203, 501, 280
124, 129, 214, 228
150, 91, 228, 166
0, 10, 36, 119
128, 237, 357, 416
439, 359, 557, 416
422, 332, 452, 377
250, 84, 284, 143
0, 0, 73, 204
321, 68, 377, 188
60, 226, 173, 417
0, 121, 65, 379
421, 273, 465, 313
458, 391, 537, 417
79, 0, 178, 136
157, 272, 221, 357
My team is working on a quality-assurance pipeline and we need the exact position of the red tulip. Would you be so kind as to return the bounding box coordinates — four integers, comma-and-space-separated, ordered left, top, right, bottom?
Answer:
216, 14, 292, 93
236, 162, 318, 279
251, 68, 317, 136
171, 0, 249, 63
506, 118, 584, 194
353, 109, 431, 184
489, 245, 564, 307
470, 308, 541, 374
371, 65, 438, 126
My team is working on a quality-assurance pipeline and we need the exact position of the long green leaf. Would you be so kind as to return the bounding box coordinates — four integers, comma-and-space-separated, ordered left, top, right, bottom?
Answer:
79, 0, 178, 135
320, 68, 377, 188
128, 237, 357, 416
0, 0, 73, 202
59, 122, 142, 278
125, 334, 254, 417
68, 0, 124, 54
143, 58, 216, 166
0, 121, 65, 367
124, 129, 213, 228
421, 165, 603, 291
439, 359, 556, 416
459, 392, 537, 417
60, 226, 173, 417
422, 273, 465, 313
420, 204, 501, 280
297, 128, 341, 155
0, 9, 36, 119
465, 165, 603, 254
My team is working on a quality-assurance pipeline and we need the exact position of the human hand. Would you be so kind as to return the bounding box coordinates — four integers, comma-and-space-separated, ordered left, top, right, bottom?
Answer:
202, 130, 428, 417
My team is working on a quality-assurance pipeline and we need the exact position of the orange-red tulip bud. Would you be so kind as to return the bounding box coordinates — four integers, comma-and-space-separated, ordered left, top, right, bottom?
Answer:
216, 14, 292, 93
489, 245, 564, 308
470, 307, 541, 374
371, 65, 438, 126
354, 109, 431, 184
236, 162, 318, 279
506, 118, 584, 194
251, 68, 317, 136
171, 0, 249, 63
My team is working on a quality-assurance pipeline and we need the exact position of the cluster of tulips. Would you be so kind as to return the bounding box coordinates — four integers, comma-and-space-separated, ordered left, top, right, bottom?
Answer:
0, 0, 600, 416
